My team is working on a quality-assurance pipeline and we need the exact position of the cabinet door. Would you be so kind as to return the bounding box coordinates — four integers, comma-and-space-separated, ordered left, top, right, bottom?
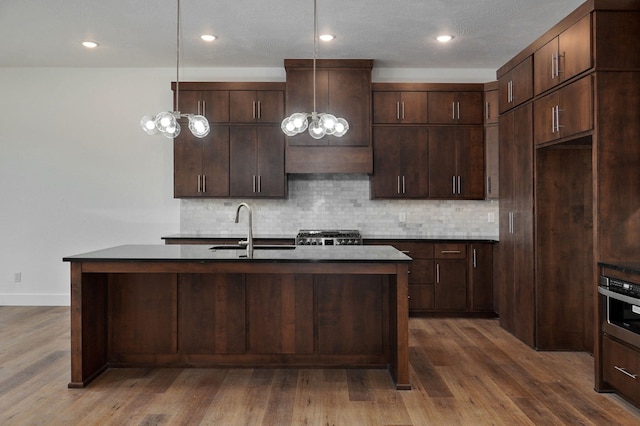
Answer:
428, 92, 483, 124
373, 92, 428, 124
469, 243, 494, 311
533, 38, 559, 96
558, 76, 593, 138
534, 76, 593, 145
201, 125, 230, 197
371, 127, 428, 198
408, 285, 435, 311
229, 91, 258, 123
373, 92, 401, 123
174, 126, 230, 198
428, 127, 457, 198
533, 91, 559, 145
499, 56, 533, 114
229, 127, 285, 197
229, 127, 257, 197
230, 91, 284, 123
484, 89, 499, 124
485, 125, 499, 199
428, 127, 484, 199
177, 90, 231, 123
255, 126, 286, 197
174, 132, 204, 198
535, 14, 592, 95
435, 259, 467, 310
456, 126, 485, 199
256, 90, 285, 123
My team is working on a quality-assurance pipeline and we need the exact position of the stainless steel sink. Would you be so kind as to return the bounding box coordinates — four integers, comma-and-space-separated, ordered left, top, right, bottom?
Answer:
210, 245, 296, 250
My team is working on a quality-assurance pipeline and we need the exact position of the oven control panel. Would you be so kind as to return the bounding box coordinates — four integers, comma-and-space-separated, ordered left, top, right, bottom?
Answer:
601, 276, 640, 298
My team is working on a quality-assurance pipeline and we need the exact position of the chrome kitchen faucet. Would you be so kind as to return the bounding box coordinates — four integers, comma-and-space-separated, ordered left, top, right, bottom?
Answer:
234, 203, 253, 258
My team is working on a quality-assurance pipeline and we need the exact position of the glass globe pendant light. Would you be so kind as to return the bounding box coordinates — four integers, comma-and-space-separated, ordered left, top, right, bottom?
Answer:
281, 0, 349, 139
140, 0, 210, 139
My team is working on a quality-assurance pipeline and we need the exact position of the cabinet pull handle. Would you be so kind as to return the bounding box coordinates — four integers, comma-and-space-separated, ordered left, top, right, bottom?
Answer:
508, 81, 513, 103
555, 105, 561, 132
396, 102, 400, 120
457, 176, 461, 194
197, 100, 201, 115
551, 52, 556, 79
257, 175, 261, 193
402, 176, 406, 194
452, 102, 456, 120
487, 176, 492, 194
615, 366, 637, 379
441, 250, 461, 254
452, 176, 456, 194
485, 102, 490, 121
197, 175, 201, 193
551, 106, 556, 133
252, 175, 257, 193
252, 101, 256, 119
202, 175, 206, 193
457, 102, 460, 120
508, 212, 514, 234
436, 263, 440, 283
473, 249, 477, 268
397, 176, 401, 194
401, 101, 405, 120
202, 100, 206, 117
257, 101, 261, 119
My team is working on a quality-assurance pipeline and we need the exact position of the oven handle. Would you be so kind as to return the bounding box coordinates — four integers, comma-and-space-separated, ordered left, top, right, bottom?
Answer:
598, 286, 640, 306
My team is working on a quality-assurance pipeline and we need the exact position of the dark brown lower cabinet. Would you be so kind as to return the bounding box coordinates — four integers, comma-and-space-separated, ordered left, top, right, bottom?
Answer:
602, 336, 640, 406
368, 240, 494, 315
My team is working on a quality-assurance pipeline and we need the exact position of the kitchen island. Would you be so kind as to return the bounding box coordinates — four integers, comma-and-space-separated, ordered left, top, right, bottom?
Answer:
63, 244, 411, 389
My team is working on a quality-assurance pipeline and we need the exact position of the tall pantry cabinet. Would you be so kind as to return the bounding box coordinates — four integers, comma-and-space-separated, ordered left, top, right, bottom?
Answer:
496, 0, 640, 353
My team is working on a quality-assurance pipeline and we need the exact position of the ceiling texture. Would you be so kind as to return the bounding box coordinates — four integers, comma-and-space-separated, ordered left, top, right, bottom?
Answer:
0, 0, 584, 69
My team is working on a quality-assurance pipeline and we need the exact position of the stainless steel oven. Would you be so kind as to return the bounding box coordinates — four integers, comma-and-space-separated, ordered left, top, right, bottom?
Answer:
599, 276, 640, 336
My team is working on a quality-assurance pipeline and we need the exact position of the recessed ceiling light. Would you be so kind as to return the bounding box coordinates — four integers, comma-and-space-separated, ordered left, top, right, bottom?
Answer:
436, 35, 454, 43
200, 34, 217, 42
319, 34, 335, 42
82, 41, 98, 48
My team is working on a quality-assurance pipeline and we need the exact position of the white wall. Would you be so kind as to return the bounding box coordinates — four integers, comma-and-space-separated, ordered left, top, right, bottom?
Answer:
0, 66, 495, 306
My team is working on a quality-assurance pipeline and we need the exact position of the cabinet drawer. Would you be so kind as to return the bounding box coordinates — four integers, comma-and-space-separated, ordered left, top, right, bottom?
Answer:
385, 242, 434, 259
603, 336, 640, 404
409, 285, 434, 310
434, 243, 466, 259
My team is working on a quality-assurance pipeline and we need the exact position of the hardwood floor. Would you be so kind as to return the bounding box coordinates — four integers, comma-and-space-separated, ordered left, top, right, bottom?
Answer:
1, 306, 639, 425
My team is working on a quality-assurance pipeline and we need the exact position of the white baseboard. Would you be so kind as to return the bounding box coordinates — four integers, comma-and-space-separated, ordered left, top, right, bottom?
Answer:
0, 294, 70, 306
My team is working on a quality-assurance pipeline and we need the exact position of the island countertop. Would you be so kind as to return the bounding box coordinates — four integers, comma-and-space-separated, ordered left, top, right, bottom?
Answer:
63, 244, 412, 263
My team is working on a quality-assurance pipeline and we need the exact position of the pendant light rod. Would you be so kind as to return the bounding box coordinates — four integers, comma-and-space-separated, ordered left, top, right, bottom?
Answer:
312, 0, 317, 114
140, 0, 210, 139
280, 0, 349, 139
175, 0, 181, 112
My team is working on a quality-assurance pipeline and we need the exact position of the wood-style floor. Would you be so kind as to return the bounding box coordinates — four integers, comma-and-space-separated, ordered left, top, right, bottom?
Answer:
1, 307, 639, 425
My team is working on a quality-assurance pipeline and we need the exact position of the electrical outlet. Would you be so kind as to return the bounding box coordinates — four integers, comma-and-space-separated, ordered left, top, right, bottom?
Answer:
14, 272, 21, 283
488, 213, 495, 223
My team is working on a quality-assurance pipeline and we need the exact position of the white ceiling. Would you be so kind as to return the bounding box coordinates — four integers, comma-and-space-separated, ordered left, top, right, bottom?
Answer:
0, 0, 584, 69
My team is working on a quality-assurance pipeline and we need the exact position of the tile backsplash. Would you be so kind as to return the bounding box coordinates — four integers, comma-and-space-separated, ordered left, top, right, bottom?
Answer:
181, 174, 499, 239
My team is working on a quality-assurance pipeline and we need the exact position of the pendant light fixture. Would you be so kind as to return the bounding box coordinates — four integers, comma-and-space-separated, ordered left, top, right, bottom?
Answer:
281, 0, 348, 139
140, 0, 210, 139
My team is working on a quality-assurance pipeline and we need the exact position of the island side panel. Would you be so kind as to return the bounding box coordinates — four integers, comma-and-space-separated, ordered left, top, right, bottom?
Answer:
69, 263, 108, 388
392, 263, 411, 390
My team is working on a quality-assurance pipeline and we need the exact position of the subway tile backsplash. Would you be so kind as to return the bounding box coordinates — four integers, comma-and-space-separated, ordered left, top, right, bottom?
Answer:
181, 174, 500, 239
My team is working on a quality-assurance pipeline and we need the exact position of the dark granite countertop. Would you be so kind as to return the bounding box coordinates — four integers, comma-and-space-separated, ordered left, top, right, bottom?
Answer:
598, 262, 640, 276
162, 233, 498, 243
63, 244, 412, 263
